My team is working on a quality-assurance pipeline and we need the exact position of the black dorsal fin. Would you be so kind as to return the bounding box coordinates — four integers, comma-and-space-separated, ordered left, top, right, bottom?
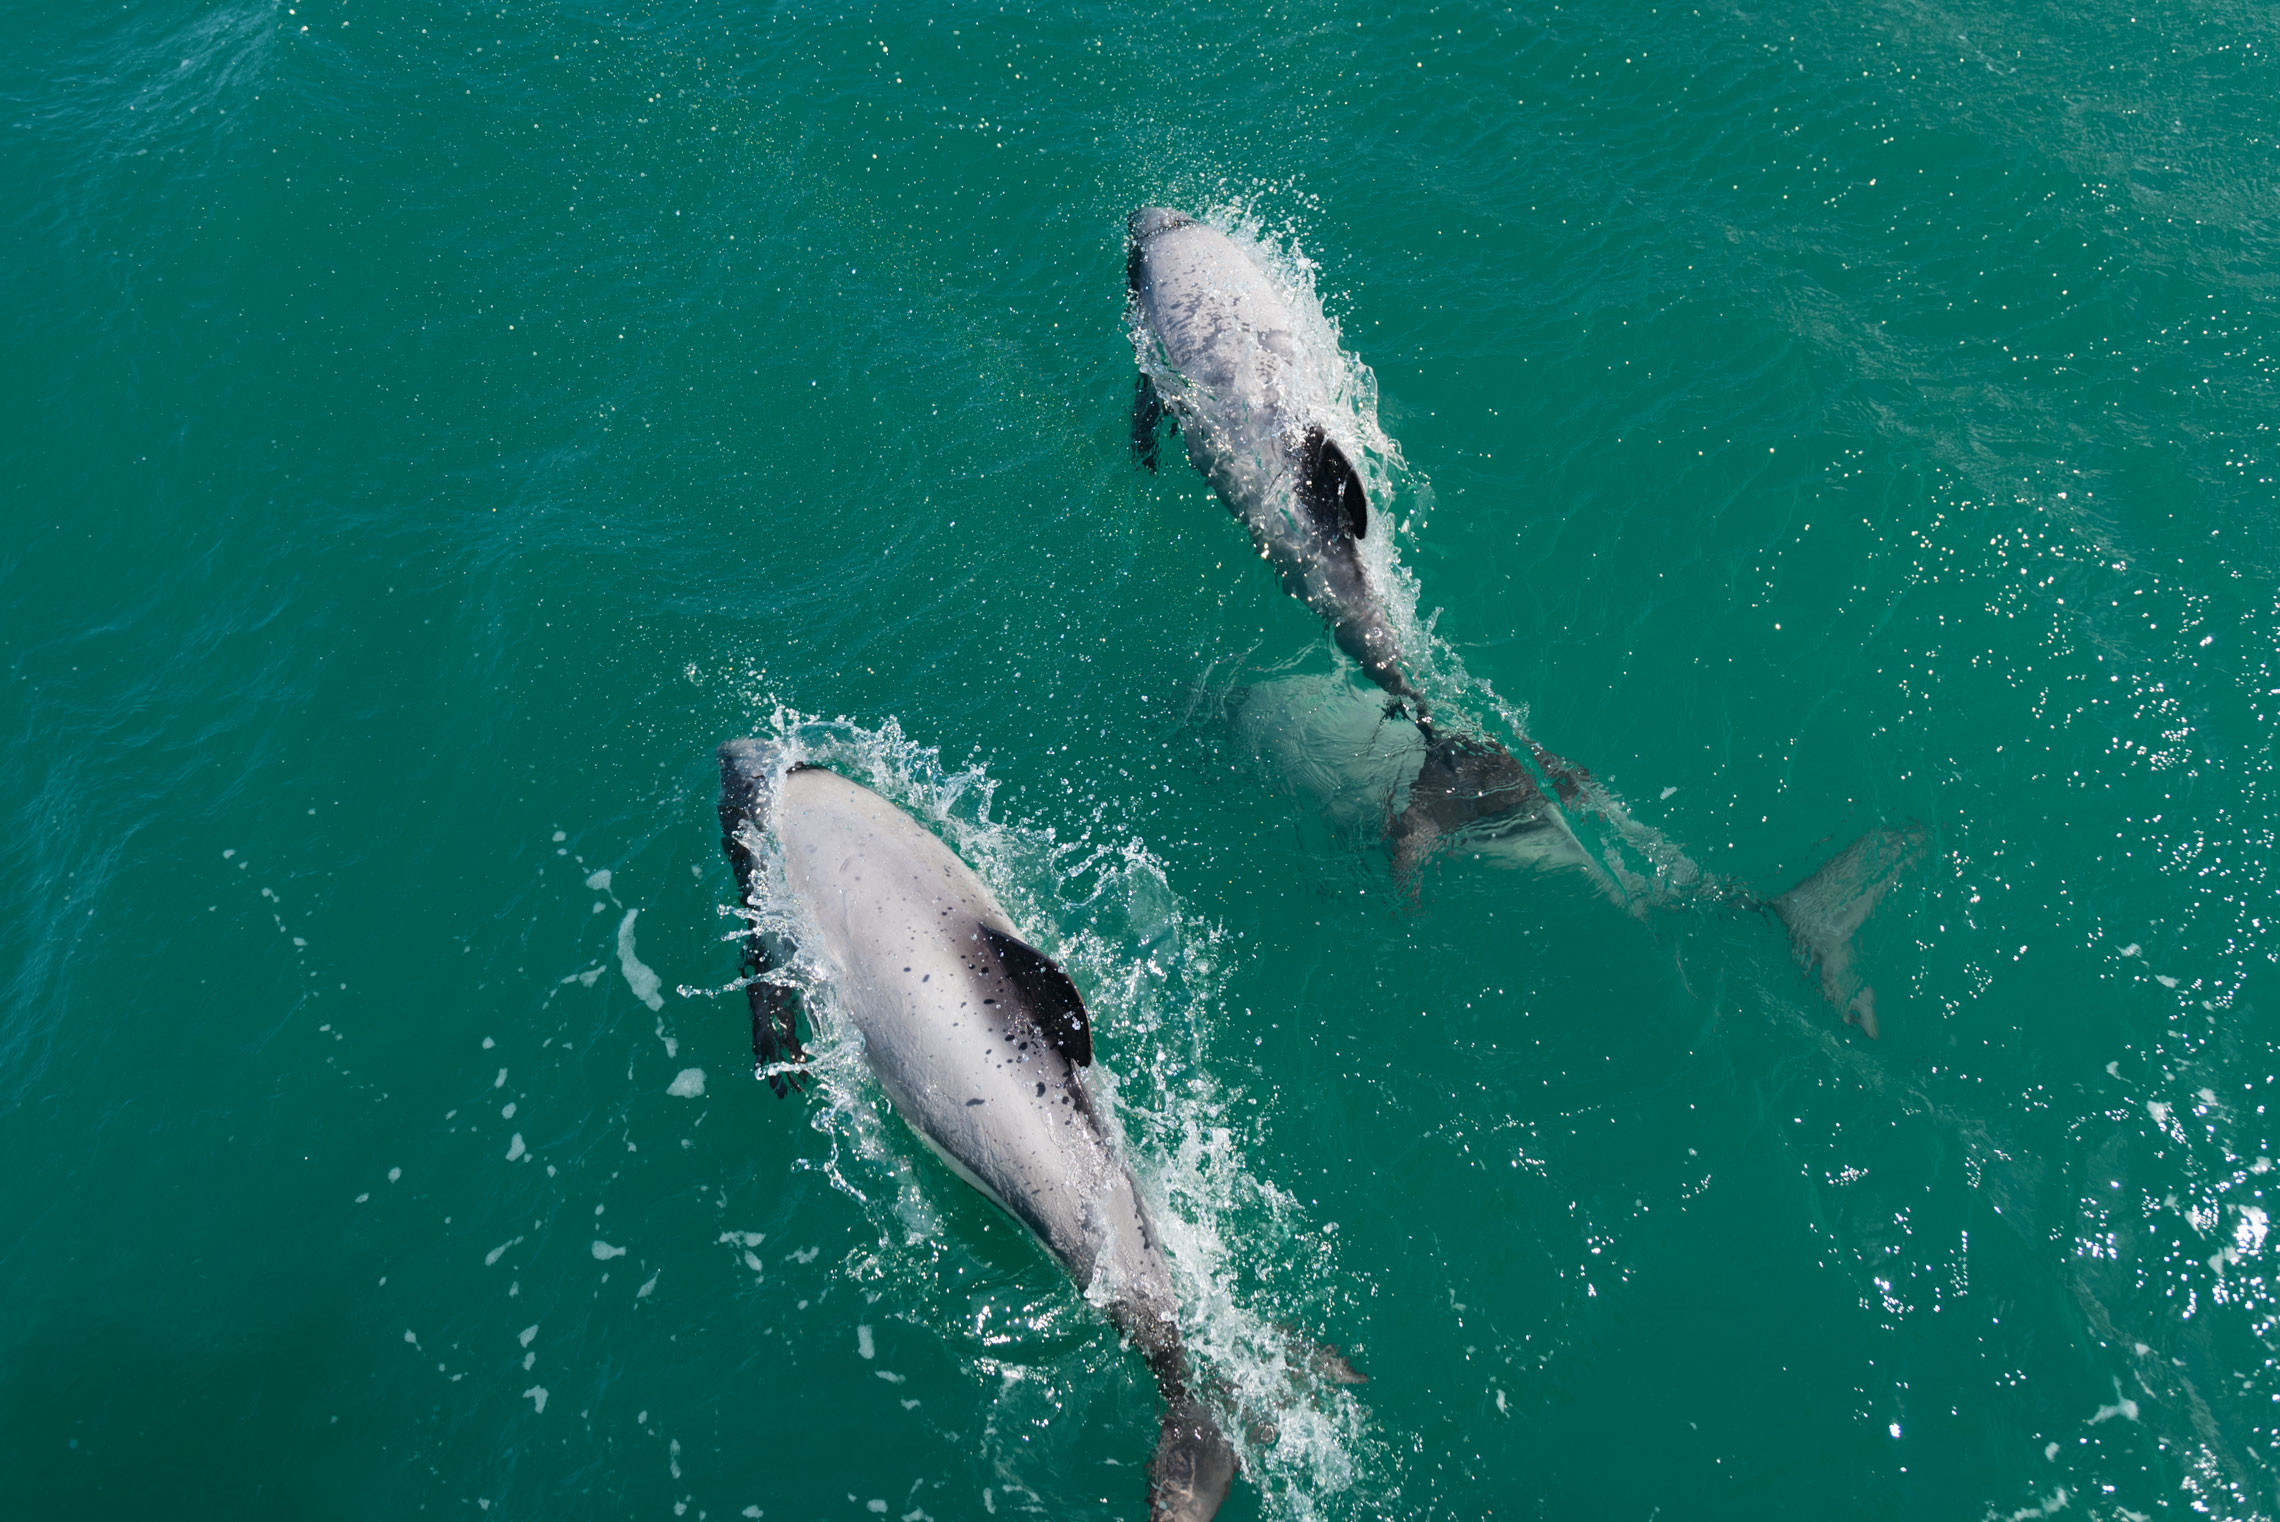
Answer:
978, 924, 1092, 1067
1297, 427, 1368, 543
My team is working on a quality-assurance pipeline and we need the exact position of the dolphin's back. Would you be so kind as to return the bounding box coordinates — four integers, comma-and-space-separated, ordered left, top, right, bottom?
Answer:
773, 768, 1171, 1320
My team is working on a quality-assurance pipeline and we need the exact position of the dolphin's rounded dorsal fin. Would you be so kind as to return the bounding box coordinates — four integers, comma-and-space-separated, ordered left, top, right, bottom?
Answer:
1296, 426, 1367, 543
978, 924, 1092, 1067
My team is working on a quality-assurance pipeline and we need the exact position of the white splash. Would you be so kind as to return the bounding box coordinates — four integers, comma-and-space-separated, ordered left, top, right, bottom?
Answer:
667, 1068, 705, 1098
618, 910, 665, 1011
2235, 1205, 2268, 1256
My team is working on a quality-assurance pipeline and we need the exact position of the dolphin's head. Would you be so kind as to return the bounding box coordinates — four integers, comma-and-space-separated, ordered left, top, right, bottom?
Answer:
1126, 207, 1193, 294
717, 739, 790, 878
1128, 206, 1192, 243
718, 736, 781, 809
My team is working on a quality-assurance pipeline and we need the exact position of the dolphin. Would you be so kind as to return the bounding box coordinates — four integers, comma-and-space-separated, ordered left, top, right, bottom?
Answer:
716, 740, 1238, 1520
1125, 206, 1412, 704
1124, 206, 1601, 875
1126, 210, 1920, 1033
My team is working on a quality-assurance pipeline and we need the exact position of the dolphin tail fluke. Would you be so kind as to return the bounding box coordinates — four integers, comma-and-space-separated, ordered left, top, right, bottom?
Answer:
717, 739, 809, 1096
1769, 825, 1926, 1038
1132, 373, 1167, 471
1147, 1395, 1236, 1522
1389, 723, 1556, 888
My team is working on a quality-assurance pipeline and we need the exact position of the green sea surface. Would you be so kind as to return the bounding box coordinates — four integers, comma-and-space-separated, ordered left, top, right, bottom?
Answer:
8, 0, 2280, 1517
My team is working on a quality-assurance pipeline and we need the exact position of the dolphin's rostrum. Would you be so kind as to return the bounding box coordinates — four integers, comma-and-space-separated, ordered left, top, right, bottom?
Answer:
716, 739, 1241, 1521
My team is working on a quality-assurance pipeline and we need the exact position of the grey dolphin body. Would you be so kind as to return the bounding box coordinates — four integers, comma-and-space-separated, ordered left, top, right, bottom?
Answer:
716, 741, 1236, 1520
1125, 207, 1411, 701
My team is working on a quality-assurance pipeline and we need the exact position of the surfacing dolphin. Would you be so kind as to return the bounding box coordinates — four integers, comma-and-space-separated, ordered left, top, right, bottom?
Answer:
1125, 208, 1920, 1034
1123, 206, 1573, 878
716, 740, 1241, 1519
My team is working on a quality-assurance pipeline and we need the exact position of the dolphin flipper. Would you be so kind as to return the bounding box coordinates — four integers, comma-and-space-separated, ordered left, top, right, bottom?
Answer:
745, 962, 806, 1097
1275, 1325, 1368, 1387
718, 740, 809, 1096
1772, 825, 1926, 1038
1132, 373, 1167, 471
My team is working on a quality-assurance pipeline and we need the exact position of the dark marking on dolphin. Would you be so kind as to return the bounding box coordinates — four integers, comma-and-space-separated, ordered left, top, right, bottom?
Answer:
1297, 426, 1367, 543
979, 923, 1092, 1066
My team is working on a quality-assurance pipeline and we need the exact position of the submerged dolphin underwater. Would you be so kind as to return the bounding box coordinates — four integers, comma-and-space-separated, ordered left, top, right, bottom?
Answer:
1124, 207, 1918, 1034
716, 739, 1360, 1521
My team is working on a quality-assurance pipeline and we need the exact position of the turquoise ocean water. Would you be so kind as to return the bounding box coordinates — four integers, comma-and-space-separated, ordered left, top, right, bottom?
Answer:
8, 0, 2280, 1516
